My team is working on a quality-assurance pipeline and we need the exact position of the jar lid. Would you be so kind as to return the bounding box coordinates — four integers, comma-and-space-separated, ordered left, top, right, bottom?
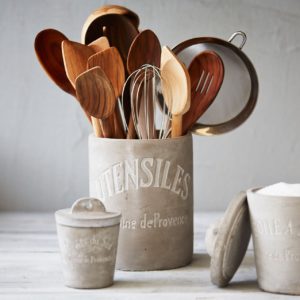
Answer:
205, 191, 251, 287
55, 197, 121, 228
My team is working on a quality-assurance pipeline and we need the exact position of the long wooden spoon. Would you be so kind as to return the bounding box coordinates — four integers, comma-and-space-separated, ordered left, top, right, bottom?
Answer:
81, 14, 138, 65
126, 30, 161, 139
81, 5, 140, 43
183, 51, 224, 134
161, 46, 191, 138
35, 29, 93, 124
88, 47, 125, 138
76, 67, 116, 138
127, 29, 161, 74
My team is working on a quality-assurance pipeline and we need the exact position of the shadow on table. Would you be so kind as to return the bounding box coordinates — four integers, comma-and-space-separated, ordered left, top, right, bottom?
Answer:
113, 253, 259, 292
112, 253, 212, 289
226, 280, 258, 291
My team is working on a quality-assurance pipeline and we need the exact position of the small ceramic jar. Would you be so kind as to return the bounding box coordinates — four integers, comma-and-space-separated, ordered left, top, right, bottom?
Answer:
206, 187, 300, 296
247, 188, 300, 295
55, 197, 121, 289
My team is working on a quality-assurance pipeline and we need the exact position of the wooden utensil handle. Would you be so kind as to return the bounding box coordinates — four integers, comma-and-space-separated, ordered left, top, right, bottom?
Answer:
114, 107, 126, 138
91, 117, 103, 137
100, 117, 114, 138
171, 114, 182, 138
75, 95, 92, 125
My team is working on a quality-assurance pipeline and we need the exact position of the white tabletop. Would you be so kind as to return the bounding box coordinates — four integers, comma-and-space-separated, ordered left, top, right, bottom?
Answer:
0, 212, 291, 299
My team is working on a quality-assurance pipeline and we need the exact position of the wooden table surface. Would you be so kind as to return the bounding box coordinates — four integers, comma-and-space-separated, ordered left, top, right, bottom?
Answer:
0, 212, 293, 299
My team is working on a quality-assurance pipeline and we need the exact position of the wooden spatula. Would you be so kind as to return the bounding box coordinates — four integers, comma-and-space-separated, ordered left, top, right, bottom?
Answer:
161, 46, 191, 138
76, 67, 116, 138
62, 40, 94, 87
183, 51, 224, 134
88, 36, 110, 52
62, 40, 103, 135
88, 47, 125, 138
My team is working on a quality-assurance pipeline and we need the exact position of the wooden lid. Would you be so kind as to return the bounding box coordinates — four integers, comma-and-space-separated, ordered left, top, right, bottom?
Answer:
206, 191, 251, 287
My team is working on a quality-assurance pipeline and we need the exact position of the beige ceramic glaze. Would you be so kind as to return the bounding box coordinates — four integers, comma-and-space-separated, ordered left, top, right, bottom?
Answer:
247, 188, 300, 295
89, 134, 194, 270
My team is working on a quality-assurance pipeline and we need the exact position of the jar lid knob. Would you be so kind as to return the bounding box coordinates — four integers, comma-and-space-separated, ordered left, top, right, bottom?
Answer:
71, 197, 106, 214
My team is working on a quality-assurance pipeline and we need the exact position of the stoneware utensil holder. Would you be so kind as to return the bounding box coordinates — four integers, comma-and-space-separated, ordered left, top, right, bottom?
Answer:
89, 133, 193, 271
55, 197, 121, 289
247, 188, 300, 295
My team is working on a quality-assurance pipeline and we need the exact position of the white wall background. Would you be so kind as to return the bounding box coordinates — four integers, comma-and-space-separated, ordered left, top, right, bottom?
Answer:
0, 0, 300, 212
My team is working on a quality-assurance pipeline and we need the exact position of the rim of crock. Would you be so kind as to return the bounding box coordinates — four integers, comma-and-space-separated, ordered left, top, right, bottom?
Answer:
247, 187, 300, 199
88, 132, 193, 143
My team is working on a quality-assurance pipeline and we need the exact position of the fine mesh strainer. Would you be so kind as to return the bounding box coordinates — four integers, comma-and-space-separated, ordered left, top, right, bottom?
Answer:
173, 31, 259, 136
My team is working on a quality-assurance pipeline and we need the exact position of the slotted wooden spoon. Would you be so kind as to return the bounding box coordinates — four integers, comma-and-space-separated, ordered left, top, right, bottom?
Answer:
161, 46, 191, 138
76, 67, 116, 138
88, 47, 125, 138
183, 51, 224, 134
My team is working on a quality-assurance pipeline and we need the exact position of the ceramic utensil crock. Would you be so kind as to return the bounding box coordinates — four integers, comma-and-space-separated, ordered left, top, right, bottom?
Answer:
89, 133, 193, 270
55, 197, 121, 289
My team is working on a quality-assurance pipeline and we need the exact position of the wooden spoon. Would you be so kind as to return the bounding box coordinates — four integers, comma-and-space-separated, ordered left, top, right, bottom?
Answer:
34, 29, 75, 96
183, 51, 224, 134
126, 30, 161, 139
81, 14, 138, 65
81, 5, 139, 43
84, 13, 138, 136
88, 47, 125, 138
76, 67, 116, 138
88, 36, 110, 52
127, 29, 161, 74
35, 29, 93, 124
161, 46, 191, 138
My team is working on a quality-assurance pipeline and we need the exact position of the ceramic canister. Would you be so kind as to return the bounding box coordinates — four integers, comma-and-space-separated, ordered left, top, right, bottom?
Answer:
88, 133, 194, 271
55, 197, 121, 289
247, 188, 300, 295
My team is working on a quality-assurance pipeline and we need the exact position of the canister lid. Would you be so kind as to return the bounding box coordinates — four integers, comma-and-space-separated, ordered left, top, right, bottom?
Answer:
205, 191, 251, 287
55, 197, 121, 228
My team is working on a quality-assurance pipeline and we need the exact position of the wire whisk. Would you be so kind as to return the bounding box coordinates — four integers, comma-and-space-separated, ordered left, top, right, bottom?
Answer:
120, 64, 171, 139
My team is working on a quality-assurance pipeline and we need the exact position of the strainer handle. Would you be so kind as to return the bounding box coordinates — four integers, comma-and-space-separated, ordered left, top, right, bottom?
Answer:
228, 31, 247, 49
